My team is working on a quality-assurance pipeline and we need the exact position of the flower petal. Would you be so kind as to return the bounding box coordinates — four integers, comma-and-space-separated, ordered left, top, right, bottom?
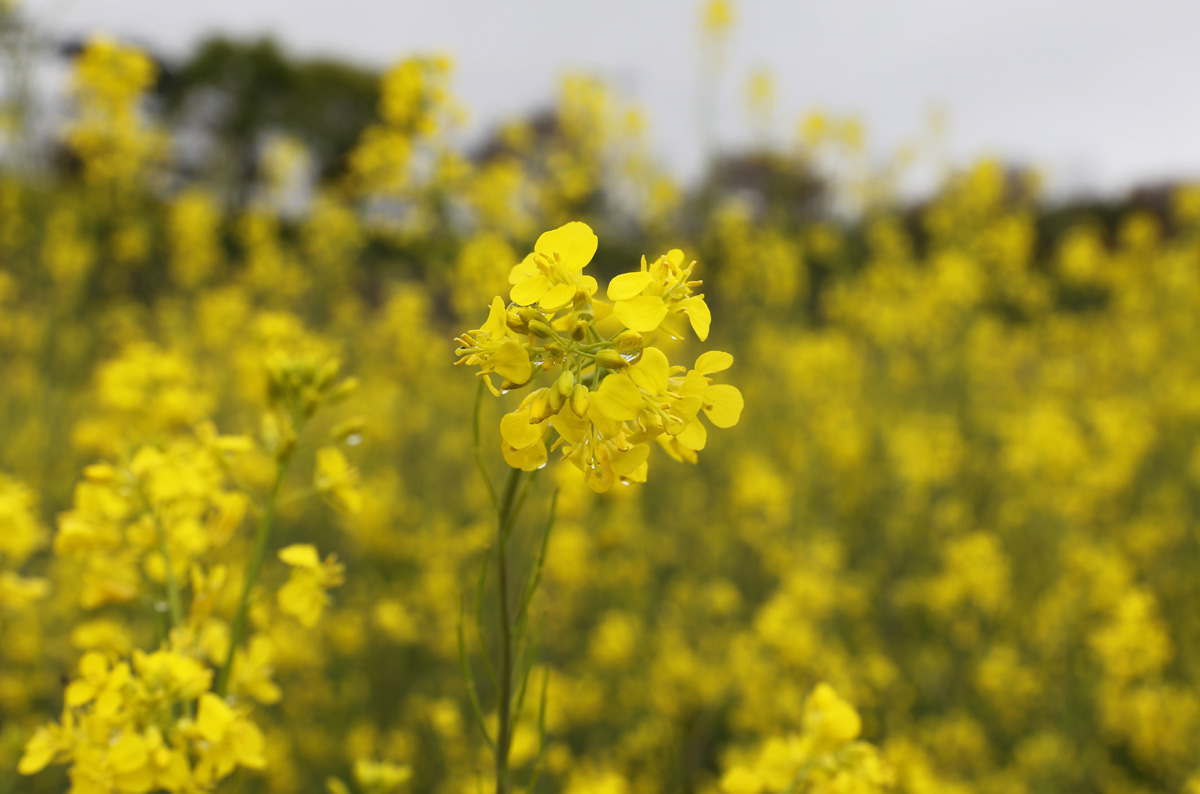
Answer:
502, 439, 547, 471
592, 373, 643, 422
606, 271, 654, 301
614, 295, 669, 333
610, 443, 650, 476
279, 544, 321, 569
675, 418, 708, 451
703, 384, 744, 428
481, 296, 509, 338
695, 350, 733, 375
491, 338, 532, 384
539, 281, 576, 310
500, 409, 545, 449
684, 296, 711, 341
510, 274, 549, 306
628, 346, 669, 395
534, 222, 597, 272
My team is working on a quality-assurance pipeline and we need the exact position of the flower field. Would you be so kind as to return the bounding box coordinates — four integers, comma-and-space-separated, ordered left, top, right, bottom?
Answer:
3, 7, 1200, 794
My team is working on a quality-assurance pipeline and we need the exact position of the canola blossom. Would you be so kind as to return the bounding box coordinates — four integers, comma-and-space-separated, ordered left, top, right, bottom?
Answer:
456, 222, 742, 490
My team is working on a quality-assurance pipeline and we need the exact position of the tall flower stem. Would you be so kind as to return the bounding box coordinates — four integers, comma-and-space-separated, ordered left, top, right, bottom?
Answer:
216, 457, 291, 697
494, 465, 522, 794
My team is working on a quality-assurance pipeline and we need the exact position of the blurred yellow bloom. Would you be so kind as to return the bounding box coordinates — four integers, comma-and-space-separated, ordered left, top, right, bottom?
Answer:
278, 544, 345, 628
316, 446, 364, 515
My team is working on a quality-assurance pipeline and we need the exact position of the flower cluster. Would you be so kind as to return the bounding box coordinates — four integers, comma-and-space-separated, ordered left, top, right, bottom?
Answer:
19, 648, 266, 791
717, 684, 894, 794
455, 221, 742, 491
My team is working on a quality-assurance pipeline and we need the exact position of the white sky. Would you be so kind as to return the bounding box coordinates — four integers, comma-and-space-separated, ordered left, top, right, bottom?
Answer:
23, 0, 1200, 197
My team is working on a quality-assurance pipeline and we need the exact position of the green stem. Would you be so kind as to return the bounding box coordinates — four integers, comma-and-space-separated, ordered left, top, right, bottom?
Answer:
494, 466, 522, 794
216, 458, 290, 697
135, 485, 184, 633
152, 514, 185, 632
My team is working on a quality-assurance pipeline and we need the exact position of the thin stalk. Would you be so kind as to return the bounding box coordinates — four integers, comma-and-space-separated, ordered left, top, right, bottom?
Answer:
216, 458, 290, 697
494, 466, 522, 794
136, 488, 185, 632
474, 381, 498, 510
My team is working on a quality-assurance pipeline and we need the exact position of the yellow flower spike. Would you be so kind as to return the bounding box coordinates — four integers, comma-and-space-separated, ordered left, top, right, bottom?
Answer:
458, 221, 739, 485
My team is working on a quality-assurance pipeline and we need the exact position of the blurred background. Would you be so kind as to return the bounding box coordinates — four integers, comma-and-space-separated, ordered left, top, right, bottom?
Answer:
18, 0, 1200, 195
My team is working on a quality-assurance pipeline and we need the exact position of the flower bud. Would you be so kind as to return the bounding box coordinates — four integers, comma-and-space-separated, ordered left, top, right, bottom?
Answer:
528, 320, 555, 339
548, 385, 566, 414
555, 371, 575, 399
595, 349, 628, 370
314, 358, 342, 391
613, 329, 643, 353
506, 309, 530, 335
517, 306, 547, 326
570, 384, 590, 417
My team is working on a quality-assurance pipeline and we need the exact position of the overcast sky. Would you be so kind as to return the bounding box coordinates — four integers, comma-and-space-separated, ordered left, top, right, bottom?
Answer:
23, 0, 1200, 197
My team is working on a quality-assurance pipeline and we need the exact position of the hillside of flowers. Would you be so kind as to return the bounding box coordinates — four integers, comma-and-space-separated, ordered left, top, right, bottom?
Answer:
3, 4, 1200, 794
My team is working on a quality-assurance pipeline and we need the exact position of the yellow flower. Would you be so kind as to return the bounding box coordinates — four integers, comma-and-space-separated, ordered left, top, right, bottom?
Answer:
608, 249, 711, 340
18, 719, 72, 775
192, 693, 267, 785
278, 544, 345, 628
455, 296, 534, 391
315, 446, 363, 515
457, 222, 740, 487
508, 221, 600, 310
803, 683, 862, 752
353, 758, 413, 792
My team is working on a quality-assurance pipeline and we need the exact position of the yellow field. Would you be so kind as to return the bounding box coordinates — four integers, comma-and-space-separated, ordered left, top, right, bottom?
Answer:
3, 15, 1200, 794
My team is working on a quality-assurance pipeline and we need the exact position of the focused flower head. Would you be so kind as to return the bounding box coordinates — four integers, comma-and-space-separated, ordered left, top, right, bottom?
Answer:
456, 221, 742, 492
